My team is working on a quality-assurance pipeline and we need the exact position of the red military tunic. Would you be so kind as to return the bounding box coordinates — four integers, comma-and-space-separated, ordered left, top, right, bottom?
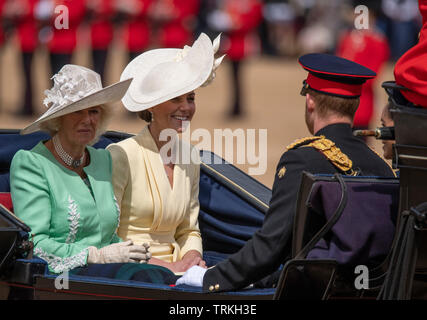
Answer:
122, 0, 153, 53
89, 0, 114, 50
155, 0, 199, 48
222, 0, 263, 61
337, 29, 390, 127
48, 0, 86, 54
16, 0, 39, 53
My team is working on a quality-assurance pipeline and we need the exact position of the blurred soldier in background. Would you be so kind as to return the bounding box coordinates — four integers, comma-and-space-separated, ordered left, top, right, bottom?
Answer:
206, 0, 263, 118
35, 0, 86, 76
149, 0, 199, 49
295, 0, 349, 54
336, 1, 390, 132
115, 0, 153, 118
87, 0, 115, 85
3, 0, 39, 117
261, 0, 297, 56
118, 0, 153, 62
380, 0, 421, 60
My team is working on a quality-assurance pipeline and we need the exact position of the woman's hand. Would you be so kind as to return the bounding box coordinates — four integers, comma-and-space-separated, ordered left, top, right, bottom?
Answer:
148, 250, 206, 273
87, 240, 151, 264
177, 250, 206, 271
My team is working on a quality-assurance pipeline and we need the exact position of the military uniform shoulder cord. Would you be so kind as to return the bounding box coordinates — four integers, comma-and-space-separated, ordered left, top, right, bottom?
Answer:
286, 135, 358, 176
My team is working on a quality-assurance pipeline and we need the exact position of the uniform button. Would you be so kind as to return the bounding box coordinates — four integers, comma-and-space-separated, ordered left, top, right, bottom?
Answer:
215, 284, 220, 290
209, 285, 214, 292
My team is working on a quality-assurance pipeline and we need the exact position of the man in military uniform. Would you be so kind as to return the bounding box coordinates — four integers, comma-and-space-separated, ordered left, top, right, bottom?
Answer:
176, 53, 396, 293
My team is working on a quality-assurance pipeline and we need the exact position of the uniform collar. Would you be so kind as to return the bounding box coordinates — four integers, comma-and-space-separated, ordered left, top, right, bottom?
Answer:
315, 123, 353, 138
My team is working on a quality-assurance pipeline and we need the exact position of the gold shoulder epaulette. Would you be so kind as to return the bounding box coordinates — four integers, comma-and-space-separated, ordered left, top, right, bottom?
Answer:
286, 136, 323, 151
304, 136, 355, 174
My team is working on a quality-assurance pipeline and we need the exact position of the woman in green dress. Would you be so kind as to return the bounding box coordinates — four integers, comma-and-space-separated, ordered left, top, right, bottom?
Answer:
9, 65, 156, 276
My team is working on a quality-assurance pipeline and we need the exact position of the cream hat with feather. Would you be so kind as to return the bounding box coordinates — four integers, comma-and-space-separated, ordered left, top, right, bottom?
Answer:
21, 65, 132, 135
120, 33, 224, 112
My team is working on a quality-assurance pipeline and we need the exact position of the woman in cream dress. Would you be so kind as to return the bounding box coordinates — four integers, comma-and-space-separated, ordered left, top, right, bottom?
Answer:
107, 33, 224, 274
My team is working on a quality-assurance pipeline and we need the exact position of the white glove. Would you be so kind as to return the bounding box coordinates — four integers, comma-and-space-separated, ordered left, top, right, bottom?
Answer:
139, 243, 152, 263
175, 266, 207, 287
87, 240, 151, 264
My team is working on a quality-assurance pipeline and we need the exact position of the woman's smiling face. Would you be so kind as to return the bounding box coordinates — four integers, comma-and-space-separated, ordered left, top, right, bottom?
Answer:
150, 91, 196, 134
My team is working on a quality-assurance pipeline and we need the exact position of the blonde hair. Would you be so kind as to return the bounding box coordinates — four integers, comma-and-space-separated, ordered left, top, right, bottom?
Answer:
39, 105, 113, 145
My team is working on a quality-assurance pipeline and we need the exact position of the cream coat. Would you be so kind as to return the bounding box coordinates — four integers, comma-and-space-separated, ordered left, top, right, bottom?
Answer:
107, 126, 202, 263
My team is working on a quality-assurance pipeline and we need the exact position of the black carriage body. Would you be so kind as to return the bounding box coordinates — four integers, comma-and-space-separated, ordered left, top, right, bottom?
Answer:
0, 128, 415, 300
0, 129, 274, 300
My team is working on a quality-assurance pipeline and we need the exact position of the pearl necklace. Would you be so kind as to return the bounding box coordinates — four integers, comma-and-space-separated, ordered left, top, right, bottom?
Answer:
52, 134, 85, 168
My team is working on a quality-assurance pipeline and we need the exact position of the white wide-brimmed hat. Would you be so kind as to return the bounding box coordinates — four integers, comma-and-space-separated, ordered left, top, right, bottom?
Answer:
120, 33, 225, 112
21, 64, 133, 135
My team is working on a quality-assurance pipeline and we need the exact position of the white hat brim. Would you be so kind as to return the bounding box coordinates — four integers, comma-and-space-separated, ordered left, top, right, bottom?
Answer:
21, 78, 132, 135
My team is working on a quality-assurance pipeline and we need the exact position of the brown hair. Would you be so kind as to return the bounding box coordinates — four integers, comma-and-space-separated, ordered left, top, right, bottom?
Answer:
307, 88, 360, 119
138, 110, 152, 122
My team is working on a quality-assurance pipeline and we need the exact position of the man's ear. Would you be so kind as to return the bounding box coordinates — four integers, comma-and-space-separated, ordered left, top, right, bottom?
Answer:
306, 93, 316, 113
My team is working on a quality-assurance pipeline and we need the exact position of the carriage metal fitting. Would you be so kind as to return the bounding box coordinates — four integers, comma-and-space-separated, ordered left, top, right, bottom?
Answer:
409, 203, 427, 231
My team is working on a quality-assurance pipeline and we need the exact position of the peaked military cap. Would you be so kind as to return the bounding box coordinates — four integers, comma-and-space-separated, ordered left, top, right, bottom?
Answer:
299, 53, 376, 98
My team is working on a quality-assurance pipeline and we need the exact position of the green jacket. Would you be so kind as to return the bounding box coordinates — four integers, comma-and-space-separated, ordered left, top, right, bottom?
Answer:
10, 141, 121, 273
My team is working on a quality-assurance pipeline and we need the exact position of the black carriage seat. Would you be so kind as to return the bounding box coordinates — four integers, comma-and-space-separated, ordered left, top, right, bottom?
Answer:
276, 172, 400, 299
0, 129, 275, 299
